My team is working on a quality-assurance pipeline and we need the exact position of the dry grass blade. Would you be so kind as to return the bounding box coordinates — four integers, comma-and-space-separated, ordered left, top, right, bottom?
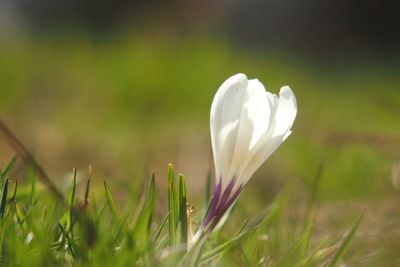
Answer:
0, 120, 66, 205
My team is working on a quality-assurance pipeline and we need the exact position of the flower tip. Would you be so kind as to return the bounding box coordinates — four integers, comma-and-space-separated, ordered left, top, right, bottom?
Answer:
279, 84, 289, 90
279, 85, 294, 96
234, 72, 247, 78
226, 73, 247, 84
280, 85, 297, 109
167, 163, 174, 169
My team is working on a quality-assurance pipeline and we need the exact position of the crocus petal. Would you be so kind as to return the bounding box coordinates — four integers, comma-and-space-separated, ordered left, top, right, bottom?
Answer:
210, 73, 247, 188
239, 135, 287, 185
230, 79, 275, 186
246, 79, 274, 150
272, 86, 297, 138
239, 86, 297, 184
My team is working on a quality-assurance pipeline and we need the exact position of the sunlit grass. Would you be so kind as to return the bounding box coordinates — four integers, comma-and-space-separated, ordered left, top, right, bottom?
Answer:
1, 36, 399, 200
0, 34, 399, 266
0, 156, 361, 266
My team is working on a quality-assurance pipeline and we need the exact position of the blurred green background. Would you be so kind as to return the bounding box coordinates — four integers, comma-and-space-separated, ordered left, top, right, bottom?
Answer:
0, 0, 400, 264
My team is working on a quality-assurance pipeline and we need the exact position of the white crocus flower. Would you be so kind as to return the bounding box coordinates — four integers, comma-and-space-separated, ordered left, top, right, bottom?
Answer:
202, 73, 297, 230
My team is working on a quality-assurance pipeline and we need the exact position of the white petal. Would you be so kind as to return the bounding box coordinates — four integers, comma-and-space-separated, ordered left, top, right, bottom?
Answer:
246, 80, 274, 149
238, 86, 297, 185
239, 135, 286, 184
217, 119, 240, 184
271, 86, 297, 138
210, 73, 248, 185
229, 79, 273, 182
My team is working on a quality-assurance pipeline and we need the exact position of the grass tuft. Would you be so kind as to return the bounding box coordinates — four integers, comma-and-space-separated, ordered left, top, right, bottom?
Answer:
0, 157, 361, 267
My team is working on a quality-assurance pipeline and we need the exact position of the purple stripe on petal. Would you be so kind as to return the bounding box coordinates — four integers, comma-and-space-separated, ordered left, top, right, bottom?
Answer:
220, 184, 243, 217
213, 176, 236, 220
202, 177, 222, 226
209, 183, 243, 229
202, 175, 244, 231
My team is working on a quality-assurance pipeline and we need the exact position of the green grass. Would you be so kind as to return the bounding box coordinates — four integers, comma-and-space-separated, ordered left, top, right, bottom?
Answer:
1, 35, 399, 201
0, 33, 400, 265
0, 157, 361, 266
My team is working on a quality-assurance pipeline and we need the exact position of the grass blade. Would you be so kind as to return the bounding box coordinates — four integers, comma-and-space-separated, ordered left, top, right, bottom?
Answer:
30, 171, 37, 207
0, 121, 66, 204
200, 230, 249, 263
168, 164, 178, 246
84, 165, 92, 210
0, 155, 16, 182
69, 168, 77, 206
104, 180, 119, 222
147, 173, 156, 231
154, 213, 169, 244
0, 179, 9, 218
10, 179, 17, 202
178, 174, 187, 246
299, 209, 316, 260
201, 207, 271, 264
131, 173, 157, 250
327, 214, 363, 267
68, 168, 78, 238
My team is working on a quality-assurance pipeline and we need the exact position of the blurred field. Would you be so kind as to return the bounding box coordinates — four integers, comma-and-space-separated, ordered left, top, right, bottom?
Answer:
1, 33, 400, 265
